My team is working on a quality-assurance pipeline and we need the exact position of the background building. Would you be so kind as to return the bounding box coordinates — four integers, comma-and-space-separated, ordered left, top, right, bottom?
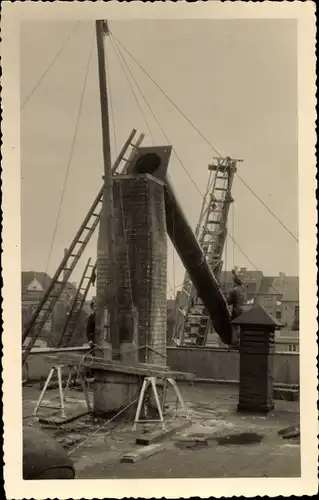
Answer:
167, 270, 299, 349
22, 271, 88, 346
255, 273, 299, 330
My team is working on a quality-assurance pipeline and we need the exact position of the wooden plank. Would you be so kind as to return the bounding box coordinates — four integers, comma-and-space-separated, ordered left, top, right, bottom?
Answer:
38, 410, 90, 426
120, 443, 165, 463
45, 353, 196, 381
135, 419, 192, 446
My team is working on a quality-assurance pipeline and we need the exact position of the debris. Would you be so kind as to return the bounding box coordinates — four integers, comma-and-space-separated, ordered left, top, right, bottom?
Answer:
282, 427, 300, 439
38, 410, 91, 426
135, 420, 191, 446
120, 443, 165, 463
57, 433, 85, 448
174, 436, 208, 449
216, 432, 263, 446
278, 425, 298, 436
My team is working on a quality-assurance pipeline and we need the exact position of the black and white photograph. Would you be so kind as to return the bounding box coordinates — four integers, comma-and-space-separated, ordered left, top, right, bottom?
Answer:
2, 2, 317, 498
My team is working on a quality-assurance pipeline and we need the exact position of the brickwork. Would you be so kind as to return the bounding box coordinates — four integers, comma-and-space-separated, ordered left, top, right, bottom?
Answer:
96, 215, 112, 346
113, 175, 167, 366
238, 329, 275, 412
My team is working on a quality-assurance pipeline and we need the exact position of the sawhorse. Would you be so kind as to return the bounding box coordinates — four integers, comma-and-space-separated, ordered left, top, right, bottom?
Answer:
133, 376, 189, 431
33, 364, 91, 418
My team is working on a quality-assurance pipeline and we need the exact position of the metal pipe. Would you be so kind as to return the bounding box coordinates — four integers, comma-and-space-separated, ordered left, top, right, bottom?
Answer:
164, 176, 233, 346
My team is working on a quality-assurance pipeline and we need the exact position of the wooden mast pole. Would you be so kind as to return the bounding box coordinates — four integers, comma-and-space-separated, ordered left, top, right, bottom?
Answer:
95, 20, 120, 359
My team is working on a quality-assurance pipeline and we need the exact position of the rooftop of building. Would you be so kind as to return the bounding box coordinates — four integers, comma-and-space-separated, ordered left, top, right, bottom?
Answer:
257, 274, 299, 302
22, 270, 79, 298
220, 268, 264, 283
23, 381, 300, 479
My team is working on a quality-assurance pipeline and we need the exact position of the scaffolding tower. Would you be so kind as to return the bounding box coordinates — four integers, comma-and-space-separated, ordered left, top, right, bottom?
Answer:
172, 156, 241, 346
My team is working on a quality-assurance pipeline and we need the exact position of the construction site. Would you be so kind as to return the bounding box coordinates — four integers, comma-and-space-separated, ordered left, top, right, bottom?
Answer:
21, 20, 301, 480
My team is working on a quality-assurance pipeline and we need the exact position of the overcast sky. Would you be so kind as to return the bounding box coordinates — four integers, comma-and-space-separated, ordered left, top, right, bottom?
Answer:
21, 19, 298, 298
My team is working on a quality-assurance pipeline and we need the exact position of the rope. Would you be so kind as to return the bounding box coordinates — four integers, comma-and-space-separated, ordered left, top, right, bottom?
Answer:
118, 180, 134, 308
109, 29, 298, 244
235, 174, 299, 243
224, 224, 228, 288
110, 33, 204, 199
227, 232, 297, 314
109, 29, 222, 158
68, 396, 139, 456
167, 174, 177, 300
109, 36, 156, 145
42, 28, 95, 283
21, 22, 80, 110
110, 38, 180, 301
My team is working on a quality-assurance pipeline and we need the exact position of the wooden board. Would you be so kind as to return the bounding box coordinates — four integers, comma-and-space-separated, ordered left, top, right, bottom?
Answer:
38, 410, 90, 426
45, 353, 196, 381
135, 419, 192, 446
120, 443, 165, 463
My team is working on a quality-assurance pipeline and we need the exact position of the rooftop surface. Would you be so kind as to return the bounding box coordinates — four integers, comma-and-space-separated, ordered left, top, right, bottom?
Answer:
23, 382, 300, 479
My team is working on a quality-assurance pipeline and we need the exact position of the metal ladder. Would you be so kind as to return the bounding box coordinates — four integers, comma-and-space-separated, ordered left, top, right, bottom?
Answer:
22, 129, 144, 365
172, 157, 239, 347
56, 257, 96, 348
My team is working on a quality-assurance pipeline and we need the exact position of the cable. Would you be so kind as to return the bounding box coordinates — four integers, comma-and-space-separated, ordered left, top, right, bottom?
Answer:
21, 22, 80, 110
110, 29, 296, 315
109, 36, 156, 145
68, 396, 139, 455
227, 232, 258, 274
111, 37, 184, 299
110, 29, 298, 243
43, 29, 94, 281
110, 33, 204, 199
118, 180, 134, 308
109, 29, 223, 158
227, 231, 297, 313
224, 226, 228, 288
167, 173, 177, 299
235, 174, 299, 243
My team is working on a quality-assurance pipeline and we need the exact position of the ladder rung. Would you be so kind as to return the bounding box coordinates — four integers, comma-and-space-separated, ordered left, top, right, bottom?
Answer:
77, 240, 85, 244
92, 212, 100, 217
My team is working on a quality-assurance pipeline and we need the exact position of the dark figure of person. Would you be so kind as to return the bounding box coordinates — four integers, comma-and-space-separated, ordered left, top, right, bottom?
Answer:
86, 300, 96, 350
227, 273, 245, 347
227, 274, 245, 320
85, 301, 96, 379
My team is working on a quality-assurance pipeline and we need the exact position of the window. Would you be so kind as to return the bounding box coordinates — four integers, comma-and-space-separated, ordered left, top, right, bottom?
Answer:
288, 344, 297, 352
275, 310, 282, 320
